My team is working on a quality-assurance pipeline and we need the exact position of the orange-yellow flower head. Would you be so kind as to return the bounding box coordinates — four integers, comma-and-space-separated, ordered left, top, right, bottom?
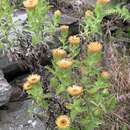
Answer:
23, 0, 38, 10
97, 0, 110, 4
87, 42, 103, 53
52, 48, 66, 59
68, 35, 80, 46
67, 85, 83, 96
101, 71, 111, 79
60, 25, 69, 33
54, 10, 61, 17
56, 115, 70, 129
27, 74, 41, 84
23, 82, 32, 91
57, 59, 73, 69
85, 10, 93, 17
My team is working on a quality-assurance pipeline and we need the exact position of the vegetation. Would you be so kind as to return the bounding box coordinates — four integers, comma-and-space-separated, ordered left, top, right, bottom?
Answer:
0, 0, 13, 51
1, 0, 130, 130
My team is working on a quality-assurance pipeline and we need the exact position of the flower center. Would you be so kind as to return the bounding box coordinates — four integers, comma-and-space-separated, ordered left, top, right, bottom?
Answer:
28, 0, 33, 4
73, 89, 78, 93
61, 119, 66, 125
31, 78, 37, 81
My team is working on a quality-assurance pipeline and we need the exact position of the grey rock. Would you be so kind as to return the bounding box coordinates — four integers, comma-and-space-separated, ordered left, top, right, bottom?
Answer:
0, 56, 19, 74
0, 100, 46, 130
61, 14, 79, 25
33, 107, 48, 121
0, 70, 12, 106
0, 55, 27, 81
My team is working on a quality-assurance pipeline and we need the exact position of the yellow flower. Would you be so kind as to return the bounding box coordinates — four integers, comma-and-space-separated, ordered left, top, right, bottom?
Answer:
54, 10, 61, 17
27, 74, 41, 84
68, 35, 80, 46
87, 42, 103, 53
57, 59, 73, 69
85, 10, 93, 17
97, 0, 110, 4
101, 71, 111, 79
67, 85, 83, 96
56, 115, 70, 129
23, 0, 38, 10
23, 82, 32, 91
52, 48, 66, 59
60, 25, 69, 33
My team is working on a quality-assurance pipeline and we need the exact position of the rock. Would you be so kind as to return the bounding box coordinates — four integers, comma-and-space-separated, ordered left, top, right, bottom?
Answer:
61, 14, 79, 25
0, 70, 12, 106
10, 87, 26, 102
0, 100, 46, 130
33, 107, 48, 121
9, 74, 29, 102
0, 55, 28, 81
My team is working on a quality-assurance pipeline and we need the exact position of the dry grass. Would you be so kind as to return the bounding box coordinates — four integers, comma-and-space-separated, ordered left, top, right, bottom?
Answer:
102, 42, 130, 129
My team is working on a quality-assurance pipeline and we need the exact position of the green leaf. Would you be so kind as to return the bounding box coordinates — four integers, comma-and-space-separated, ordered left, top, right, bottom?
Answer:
50, 77, 58, 88
89, 100, 99, 107
122, 125, 128, 130
70, 100, 82, 120
56, 84, 66, 94
105, 96, 116, 111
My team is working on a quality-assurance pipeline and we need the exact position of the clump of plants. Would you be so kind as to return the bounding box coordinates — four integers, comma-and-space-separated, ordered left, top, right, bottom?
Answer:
23, 0, 50, 44
21, 0, 130, 130
24, 33, 116, 129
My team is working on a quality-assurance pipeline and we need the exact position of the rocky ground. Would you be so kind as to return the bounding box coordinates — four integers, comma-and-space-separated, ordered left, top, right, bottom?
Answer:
0, 100, 45, 130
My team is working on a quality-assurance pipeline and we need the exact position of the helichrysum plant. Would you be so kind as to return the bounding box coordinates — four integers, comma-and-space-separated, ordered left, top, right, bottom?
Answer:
47, 10, 61, 35
24, 0, 62, 45
24, 25, 115, 130
23, 74, 48, 108
23, 0, 50, 45
22, 0, 118, 130
45, 37, 116, 130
